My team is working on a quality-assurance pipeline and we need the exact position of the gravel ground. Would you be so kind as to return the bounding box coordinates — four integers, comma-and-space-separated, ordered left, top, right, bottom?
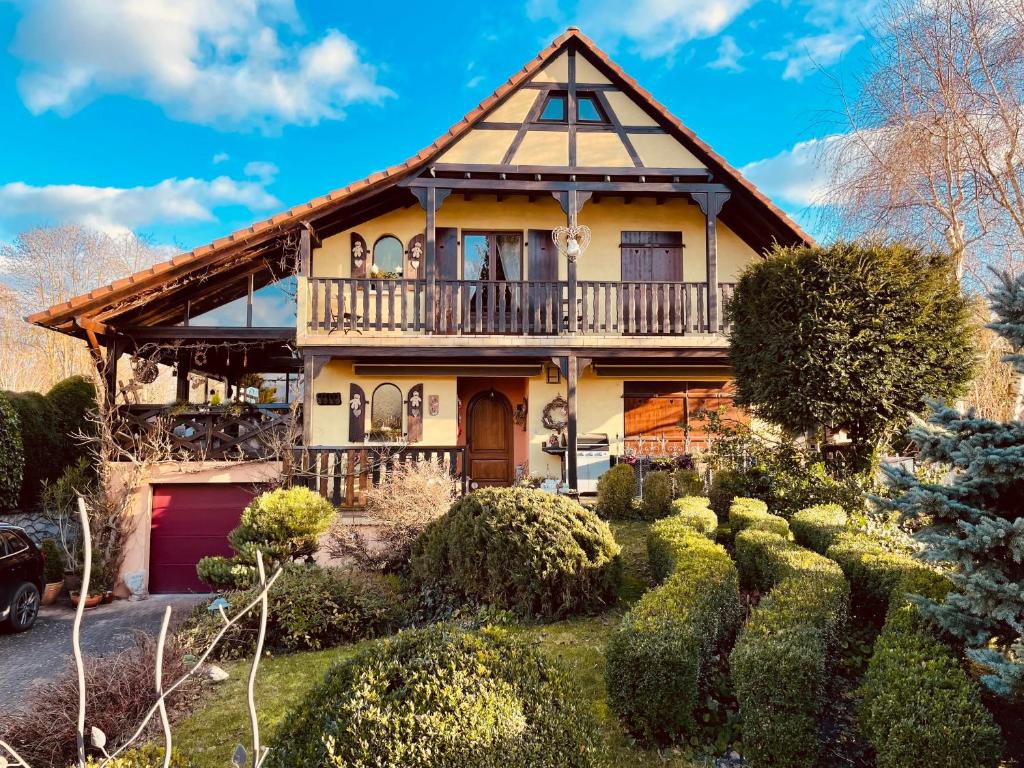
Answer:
0, 594, 208, 715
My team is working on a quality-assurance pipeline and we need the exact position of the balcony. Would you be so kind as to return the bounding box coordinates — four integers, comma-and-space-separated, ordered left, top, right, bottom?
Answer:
307, 278, 736, 337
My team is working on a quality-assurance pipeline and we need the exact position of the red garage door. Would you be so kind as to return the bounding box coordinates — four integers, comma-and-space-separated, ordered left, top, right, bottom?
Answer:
150, 484, 256, 594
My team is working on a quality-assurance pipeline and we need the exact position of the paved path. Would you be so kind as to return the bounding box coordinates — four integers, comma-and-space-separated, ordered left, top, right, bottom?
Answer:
0, 594, 208, 715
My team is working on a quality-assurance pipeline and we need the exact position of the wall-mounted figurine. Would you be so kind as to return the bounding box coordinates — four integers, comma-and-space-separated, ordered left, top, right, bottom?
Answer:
428, 394, 440, 416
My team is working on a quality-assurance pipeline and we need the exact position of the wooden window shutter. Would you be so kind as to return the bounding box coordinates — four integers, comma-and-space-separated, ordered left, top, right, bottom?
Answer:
528, 229, 557, 280
437, 227, 459, 280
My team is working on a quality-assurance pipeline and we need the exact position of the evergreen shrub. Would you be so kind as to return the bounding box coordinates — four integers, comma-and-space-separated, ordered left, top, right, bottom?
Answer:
671, 467, 703, 497
181, 565, 403, 659
791, 503, 847, 554
606, 511, 741, 743
826, 532, 932, 619
46, 375, 96, 469
4, 391, 60, 507
728, 496, 789, 538
666, 496, 717, 540
410, 487, 621, 620
729, 530, 848, 768
42, 538, 65, 583
0, 393, 24, 511
595, 463, 637, 518
265, 625, 599, 768
640, 470, 673, 520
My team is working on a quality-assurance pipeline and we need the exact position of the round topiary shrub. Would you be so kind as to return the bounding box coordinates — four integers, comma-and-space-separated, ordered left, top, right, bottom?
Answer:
411, 487, 622, 619
46, 375, 96, 468
0, 393, 23, 511
595, 463, 637, 518
181, 565, 404, 659
641, 471, 673, 520
265, 625, 600, 768
672, 467, 704, 497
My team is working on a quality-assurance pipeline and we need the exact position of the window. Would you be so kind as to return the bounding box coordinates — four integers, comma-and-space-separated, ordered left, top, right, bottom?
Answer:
539, 92, 567, 122
372, 236, 404, 277
462, 232, 522, 281
370, 383, 403, 442
623, 381, 746, 454
576, 93, 606, 123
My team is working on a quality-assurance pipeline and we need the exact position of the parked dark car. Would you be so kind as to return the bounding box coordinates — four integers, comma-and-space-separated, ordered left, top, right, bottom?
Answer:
0, 524, 44, 632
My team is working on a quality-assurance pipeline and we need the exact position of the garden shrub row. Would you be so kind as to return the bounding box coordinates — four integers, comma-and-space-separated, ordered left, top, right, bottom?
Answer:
730, 529, 849, 768
823, 532, 1002, 768
606, 503, 742, 743
728, 496, 790, 538
790, 503, 847, 554
666, 496, 718, 540
410, 487, 622, 620
267, 625, 600, 768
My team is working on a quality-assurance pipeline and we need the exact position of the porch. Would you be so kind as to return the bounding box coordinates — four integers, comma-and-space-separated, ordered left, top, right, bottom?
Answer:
307, 277, 736, 336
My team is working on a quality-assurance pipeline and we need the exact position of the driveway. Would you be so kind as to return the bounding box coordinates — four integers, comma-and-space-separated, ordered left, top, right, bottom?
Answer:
0, 594, 209, 715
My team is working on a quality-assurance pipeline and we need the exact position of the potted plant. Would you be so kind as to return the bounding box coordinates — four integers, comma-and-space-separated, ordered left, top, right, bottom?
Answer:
70, 547, 107, 609
40, 538, 65, 605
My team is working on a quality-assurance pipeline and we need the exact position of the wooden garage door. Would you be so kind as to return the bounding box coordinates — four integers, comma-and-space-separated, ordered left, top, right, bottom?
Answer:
150, 484, 256, 593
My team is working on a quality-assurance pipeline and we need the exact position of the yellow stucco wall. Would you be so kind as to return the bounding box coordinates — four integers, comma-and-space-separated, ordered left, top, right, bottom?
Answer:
310, 194, 758, 284
604, 90, 659, 127
513, 130, 569, 165
532, 51, 569, 83
577, 131, 635, 167
310, 360, 459, 445
486, 89, 539, 123
436, 128, 515, 164
629, 133, 706, 168
574, 55, 611, 85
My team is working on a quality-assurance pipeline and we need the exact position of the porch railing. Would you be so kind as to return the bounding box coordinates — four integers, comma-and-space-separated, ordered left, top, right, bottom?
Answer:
114, 404, 297, 460
292, 445, 467, 508
307, 278, 736, 336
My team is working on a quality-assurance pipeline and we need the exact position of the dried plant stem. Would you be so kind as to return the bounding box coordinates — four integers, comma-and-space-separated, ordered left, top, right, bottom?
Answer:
247, 551, 268, 767
156, 606, 173, 768
0, 740, 30, 767
74, 497, 93, 768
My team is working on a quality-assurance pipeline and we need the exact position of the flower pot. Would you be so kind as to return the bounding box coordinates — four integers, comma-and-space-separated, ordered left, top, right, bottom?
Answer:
102, 590, 114, 604
70, 591, 103, 610
42, 582, 63, 605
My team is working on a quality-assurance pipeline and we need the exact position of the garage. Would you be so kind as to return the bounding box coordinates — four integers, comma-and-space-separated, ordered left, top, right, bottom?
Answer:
149, 483, 257, 593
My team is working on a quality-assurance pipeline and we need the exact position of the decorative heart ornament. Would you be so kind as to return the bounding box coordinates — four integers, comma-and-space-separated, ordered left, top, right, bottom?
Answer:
552, 225, 592, 262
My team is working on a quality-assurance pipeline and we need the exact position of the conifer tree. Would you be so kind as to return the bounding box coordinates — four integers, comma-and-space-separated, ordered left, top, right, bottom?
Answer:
882, 270, 1024, 701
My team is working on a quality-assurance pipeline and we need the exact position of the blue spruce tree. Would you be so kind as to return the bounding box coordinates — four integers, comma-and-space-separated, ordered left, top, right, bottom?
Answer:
882, 270, 1024, 701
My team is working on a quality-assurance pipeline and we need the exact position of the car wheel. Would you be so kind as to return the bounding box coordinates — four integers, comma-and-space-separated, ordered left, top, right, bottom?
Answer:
7, 582, 40, 632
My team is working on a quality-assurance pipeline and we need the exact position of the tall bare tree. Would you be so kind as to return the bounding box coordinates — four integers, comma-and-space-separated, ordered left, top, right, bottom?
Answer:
0, 225, 167, 391
823, 0, 1024, 286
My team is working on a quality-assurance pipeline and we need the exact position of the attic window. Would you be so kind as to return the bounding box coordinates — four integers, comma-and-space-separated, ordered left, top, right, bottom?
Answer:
577, 93, 607, 123
539, 92, 567, 122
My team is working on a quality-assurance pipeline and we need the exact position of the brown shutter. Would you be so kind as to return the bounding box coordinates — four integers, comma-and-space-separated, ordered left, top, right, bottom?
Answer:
351, 233, 367, 278
437, 227, 459, 280
348, 384, 366, 442
407, 383, 423, 443
620, 231, 682, 281
528, 230, 557, 280
407, 233, 424, 279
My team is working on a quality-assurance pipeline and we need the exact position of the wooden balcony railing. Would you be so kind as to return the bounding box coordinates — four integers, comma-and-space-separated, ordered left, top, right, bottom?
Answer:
114, 404, 297, 460
307, 278, 737, 336
292, 445, 467, 508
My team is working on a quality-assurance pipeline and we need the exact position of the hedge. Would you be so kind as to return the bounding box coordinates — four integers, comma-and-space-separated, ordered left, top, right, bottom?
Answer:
666, 496, 717, 540
730, 530, 848, 768
790, 503, 847, 554
46, 375, 96, 469
822, 534, 1002, 768
606, 509, 741, 743
410, 487, 622, 620
728, 496, 790, 538
4, 390, 61, 507
0, 393, 23, 511
265, 625, 599, 768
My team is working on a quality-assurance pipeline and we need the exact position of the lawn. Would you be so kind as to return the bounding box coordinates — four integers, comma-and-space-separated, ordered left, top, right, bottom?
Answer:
173, 520, 709, 768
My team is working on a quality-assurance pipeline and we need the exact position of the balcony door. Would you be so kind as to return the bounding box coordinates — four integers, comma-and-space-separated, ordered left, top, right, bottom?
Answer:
463, 232, 522, 331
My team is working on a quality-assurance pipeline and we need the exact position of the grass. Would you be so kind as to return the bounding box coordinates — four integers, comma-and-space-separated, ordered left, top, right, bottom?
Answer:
173, 518, 708, 768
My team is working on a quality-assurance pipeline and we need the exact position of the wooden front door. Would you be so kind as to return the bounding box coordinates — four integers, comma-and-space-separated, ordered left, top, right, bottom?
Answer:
467, 390, 514, 487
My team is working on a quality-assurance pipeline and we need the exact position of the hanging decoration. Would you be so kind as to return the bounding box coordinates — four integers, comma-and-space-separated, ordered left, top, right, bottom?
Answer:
130, 353, 160, 384
552, 225, 592, 263
541, 394, 569, 432
349, 384, 366, 442
351, 233, 367, 278
407, 383, 424, 443
407, 234, 424, 278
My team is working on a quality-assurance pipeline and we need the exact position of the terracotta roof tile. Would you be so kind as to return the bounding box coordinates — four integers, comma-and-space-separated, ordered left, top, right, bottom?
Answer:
29, 27, 807, 329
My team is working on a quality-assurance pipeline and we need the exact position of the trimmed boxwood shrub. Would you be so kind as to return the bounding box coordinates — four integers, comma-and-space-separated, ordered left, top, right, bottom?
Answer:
606, 513, 741, 743
790, 503, 847, 554
4, 390, 61, 507
640, 470, 673, 520
728, 496, 790, 538
596, 463, 637, 518
410, 487, 622, 620
666, 496, 717, 541
181, 565, 403, 659
858, 570, 1002, 768
0, 393, 23, 511
826, 532, 933, 619
730, 530, 848, 768
46, 375, 96, 469
265, 625, 599, 768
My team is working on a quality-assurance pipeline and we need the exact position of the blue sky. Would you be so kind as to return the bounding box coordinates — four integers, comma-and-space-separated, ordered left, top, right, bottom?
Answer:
0, 0, 876, 252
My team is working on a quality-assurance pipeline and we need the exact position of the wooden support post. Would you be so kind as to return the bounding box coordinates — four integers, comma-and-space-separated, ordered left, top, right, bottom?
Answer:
566, 352, 578, 491
103, 336, 120, 408
424, 186, 437, 333
302, 352, 314, 446
246, 273, 254, 328
693, 191, 729, 333
298, 225, 311, 277
567, 189, 578, 335
175, 351, 192, 402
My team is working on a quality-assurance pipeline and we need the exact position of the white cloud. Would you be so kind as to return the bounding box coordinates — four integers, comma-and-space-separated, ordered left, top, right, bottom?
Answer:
243, 160, 279, 184
771, 30, 864, 81
212, 152, 230, 164
708, 35, 745, 71
8, 0, 393, 131
530, 0, 755, 57
0, 175, 281, 237
740, 135, 841, 207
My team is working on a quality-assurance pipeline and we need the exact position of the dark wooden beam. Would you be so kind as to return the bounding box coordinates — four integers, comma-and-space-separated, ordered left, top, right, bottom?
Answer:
502, 90, 548, 165
301, 345, 730, 361
175, 350, 192, 402
407, 177, 728, 196
593, 89, 644, 168
424, 163, 710, 179
522, 82, 618, 91
353, 364, 543, 377
567, 48, 577, 168
566, 352, 578, 489
118, 326, 295, 341
476, 122, 665, 134
692, 191, 731, 334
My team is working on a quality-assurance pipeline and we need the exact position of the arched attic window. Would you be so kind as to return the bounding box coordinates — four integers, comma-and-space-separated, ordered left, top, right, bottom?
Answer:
372, 235, 404, 277
370, 383, 403, 442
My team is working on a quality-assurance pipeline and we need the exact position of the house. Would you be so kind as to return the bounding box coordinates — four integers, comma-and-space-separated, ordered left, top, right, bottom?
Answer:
27, 28, 810, 593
